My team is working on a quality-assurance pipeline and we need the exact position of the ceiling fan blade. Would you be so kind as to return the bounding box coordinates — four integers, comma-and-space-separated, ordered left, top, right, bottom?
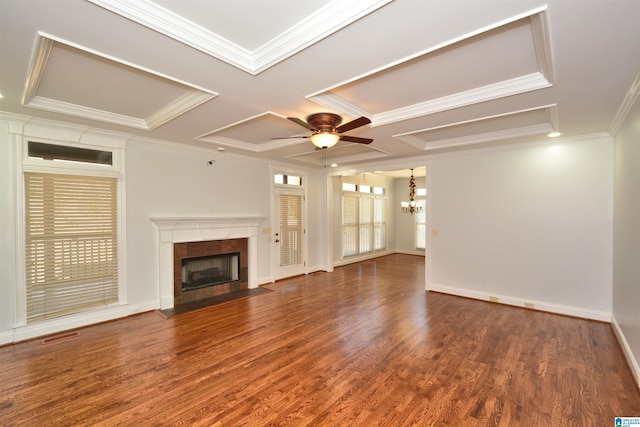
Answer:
339, 135, 373, 144
287, 117, 314, 130
335, 116, 371, 133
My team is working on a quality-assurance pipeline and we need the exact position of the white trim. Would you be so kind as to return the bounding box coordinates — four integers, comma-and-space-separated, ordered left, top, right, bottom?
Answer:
611, 314, 640, 389
429, 283, 612, 322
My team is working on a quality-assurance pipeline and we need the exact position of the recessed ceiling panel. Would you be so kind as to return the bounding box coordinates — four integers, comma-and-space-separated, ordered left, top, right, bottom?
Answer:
333, 19, 537, 113
23, 34, 217, 130
197, 112, 311, 151
395, 105, 558, 150
38, 43, 188, 117
285, 142, 392, 166
309, 9, 553, 127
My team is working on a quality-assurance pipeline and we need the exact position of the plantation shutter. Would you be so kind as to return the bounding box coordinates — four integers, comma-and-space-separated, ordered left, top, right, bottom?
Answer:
342, 195, 359, 257
359, 197, 373, 253
374, 198, 386, 250
24, 172, 119, 323
279, 194, 302, 266
416, 200, 427, 249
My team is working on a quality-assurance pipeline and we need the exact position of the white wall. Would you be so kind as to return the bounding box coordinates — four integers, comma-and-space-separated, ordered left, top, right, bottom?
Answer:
124, 138, 274, 308
0, 121, 17, 340
429, 136, 614, 321
612, 91, 640, 386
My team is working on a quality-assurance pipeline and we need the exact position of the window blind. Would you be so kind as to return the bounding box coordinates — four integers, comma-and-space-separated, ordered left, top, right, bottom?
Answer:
24, 172, 118, 323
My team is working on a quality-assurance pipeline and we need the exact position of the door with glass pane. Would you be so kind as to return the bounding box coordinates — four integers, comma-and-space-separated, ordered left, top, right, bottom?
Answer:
275, 190, 306, 280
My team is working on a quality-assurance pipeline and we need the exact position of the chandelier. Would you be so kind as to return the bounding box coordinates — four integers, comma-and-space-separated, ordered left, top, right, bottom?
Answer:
401, 169, 423, 214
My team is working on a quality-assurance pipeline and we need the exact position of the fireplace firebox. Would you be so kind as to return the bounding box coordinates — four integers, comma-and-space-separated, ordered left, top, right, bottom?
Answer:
173, 237, 249, 305
182, 252, 240, 292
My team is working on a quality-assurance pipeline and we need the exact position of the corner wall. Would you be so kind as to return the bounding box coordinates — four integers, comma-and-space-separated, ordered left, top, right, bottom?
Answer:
429, 135, 614, 321
612, 92, 640, 387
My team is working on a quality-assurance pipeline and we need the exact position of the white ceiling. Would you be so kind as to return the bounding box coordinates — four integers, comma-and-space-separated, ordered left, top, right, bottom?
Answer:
1, 0, 639, 170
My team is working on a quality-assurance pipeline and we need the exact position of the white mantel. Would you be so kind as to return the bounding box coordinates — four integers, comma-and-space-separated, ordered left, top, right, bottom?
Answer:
150, 217, 265, 309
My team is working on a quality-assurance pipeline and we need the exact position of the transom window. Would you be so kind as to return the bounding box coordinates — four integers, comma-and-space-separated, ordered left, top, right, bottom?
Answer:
274, 173, 302, 186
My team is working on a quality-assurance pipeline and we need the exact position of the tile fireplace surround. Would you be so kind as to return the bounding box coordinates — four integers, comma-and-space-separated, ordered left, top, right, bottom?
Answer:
150, 217, 264, 309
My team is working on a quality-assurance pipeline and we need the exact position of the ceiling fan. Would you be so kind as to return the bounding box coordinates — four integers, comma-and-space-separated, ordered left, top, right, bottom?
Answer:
273, 112, 373, 149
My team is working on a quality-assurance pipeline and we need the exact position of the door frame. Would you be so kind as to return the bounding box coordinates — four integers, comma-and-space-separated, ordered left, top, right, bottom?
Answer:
271, 169, 308, 281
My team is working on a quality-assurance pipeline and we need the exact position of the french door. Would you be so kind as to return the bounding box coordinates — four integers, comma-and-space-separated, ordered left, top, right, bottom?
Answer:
275, 190, 306, 280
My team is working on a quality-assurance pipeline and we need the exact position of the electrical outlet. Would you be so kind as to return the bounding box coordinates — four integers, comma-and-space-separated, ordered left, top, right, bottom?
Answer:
489, 296, 499, 303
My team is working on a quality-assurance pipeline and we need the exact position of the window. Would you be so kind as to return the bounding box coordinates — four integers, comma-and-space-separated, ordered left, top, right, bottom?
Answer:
23, 141, 122, 324
342, 185, 387, 257
415, 188, 426, 250
274, 173, 301, 186
342, 195, 359, 257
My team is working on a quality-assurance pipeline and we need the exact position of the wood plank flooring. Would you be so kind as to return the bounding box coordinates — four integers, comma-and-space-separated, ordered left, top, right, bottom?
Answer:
1, 254, 639, 426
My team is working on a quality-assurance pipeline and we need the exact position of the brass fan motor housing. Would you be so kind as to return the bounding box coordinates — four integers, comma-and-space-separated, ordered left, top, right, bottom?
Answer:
306, 113, 342, 132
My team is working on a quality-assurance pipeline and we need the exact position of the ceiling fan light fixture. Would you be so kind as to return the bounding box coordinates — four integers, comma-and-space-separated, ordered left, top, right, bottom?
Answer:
310, 132, 340, 148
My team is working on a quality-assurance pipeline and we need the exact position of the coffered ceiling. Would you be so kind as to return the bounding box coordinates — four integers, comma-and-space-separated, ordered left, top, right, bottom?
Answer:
1, 0, 638, 169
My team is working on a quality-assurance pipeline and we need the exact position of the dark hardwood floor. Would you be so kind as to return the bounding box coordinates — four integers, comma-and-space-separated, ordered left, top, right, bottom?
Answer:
1, 254, 639, 426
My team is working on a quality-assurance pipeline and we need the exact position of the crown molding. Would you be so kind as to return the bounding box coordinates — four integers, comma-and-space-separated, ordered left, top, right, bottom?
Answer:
374, 73, 552, 127
608, 67, 640, 137
27, 96, 148, 129
22, 35, 54, 106
145, 90, 216, 130
86, 0, 393, 75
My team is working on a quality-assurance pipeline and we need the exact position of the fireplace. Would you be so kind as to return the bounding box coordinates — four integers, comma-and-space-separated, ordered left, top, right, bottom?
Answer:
182, 253, 240, 292
150, 217, 264, 309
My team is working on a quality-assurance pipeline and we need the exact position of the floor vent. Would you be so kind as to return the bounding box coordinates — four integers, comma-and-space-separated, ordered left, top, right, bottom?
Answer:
41, 331, 80, 345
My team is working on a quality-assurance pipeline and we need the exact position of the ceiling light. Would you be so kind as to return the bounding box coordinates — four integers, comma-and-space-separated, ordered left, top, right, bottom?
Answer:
548, 131, 561, 138
330, 163, 338, 168
309, 132, 340, 149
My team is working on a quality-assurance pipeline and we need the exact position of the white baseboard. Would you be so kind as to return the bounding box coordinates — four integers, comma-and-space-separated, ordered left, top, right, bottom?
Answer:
3, 301, 158, 345
429, 283, 612, 322
395, 249, 426, 256
333, 250, 396, 267
611, 314, 640, 389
